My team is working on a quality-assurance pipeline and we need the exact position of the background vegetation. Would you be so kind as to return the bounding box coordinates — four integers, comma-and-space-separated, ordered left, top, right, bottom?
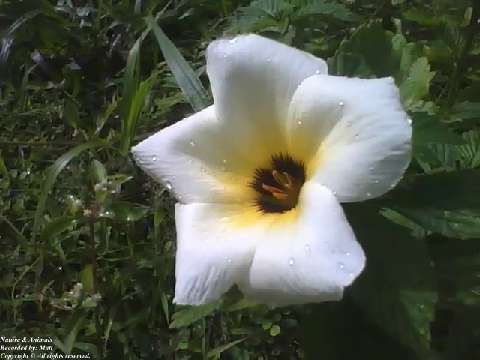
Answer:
1, 0, 480, 358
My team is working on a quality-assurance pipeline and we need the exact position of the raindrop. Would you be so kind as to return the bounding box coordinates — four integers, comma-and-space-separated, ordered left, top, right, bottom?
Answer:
189, 140, 196, 147
338, 101, 344, 107
165, 182, 173, 190
297, 120, 303, 126
345, 251, 351, 257
374, 179, 379, 184
366, 192, 372, 198
338, 262, 345, 270
288, 258, 295, 266
222, 159, 228, 164
315, 69, 321, 74
152, 155, 157, 161
407, 118, 413, 125
304, 244, 311, 253
348, 272, 354, 278
58, 266, 63, 271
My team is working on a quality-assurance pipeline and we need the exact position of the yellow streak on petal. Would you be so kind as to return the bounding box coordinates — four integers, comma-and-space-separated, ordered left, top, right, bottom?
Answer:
219, 203, 301, 230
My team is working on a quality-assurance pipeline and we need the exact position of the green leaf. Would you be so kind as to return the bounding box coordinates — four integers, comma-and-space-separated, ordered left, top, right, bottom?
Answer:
40, 216, 77, 243
104, 200, 149, 222
389, 170, 480, 210
330, 22, 395, 77
400, 57, 435, 108
169, 301, 220, 329
119, 39, 157, 155
395, 208, 480, 240
296, 0, 357, 22
32, 139, 105, 241
269, 324, 281, 336
55, 311, 88, 355
207, 338, 247, 359
146, 16, 209, 112
90, 159, 107, 184
80, 264, 95, 294
412, 112, 464, 148
346, 204, 437, 357
453, 101, 480, 120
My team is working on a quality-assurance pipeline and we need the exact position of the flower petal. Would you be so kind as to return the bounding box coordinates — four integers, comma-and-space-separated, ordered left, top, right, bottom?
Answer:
131, 106, 254, 204
287, 75, 412, 202
174, 203, 258, 305
206, 34, 328, 160
241, 181, 365, 306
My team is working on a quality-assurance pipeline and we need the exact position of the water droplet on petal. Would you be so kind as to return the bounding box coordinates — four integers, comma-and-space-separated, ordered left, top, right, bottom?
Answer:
407, 118, 413, 125
297, 120, 303, 125
165, 182, 173, 190
152, 155, 157, 161
288, 258, 295, 266
366, 192, 372, 198
345, 251, 351, 257
315, 69, 321, 74
374, 179, 379, 184
189, 140, 196, 147
338, 262, 345, 270
222, 159, 228, 164
229, 38, 237, 44
338, 101, 344, 107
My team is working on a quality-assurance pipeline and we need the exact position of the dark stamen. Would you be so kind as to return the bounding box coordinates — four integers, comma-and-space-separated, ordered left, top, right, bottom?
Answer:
250, 153, 305, 213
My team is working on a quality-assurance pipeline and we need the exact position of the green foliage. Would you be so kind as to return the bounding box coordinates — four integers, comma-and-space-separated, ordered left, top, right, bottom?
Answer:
1, 0, 480, 359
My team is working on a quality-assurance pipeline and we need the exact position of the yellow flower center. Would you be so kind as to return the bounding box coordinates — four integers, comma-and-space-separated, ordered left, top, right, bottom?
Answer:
250, 154, 305, 213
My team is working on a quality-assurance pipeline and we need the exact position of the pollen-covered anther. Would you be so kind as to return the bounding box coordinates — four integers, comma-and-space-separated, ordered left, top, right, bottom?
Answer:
261, 183, 289, 200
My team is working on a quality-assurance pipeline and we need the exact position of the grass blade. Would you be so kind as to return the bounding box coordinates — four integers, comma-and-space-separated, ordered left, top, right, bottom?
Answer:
146, 15, 209, 111
32, 140, 105, 241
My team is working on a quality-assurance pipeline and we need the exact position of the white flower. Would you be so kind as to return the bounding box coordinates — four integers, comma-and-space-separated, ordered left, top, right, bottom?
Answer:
132, 34, 411, 306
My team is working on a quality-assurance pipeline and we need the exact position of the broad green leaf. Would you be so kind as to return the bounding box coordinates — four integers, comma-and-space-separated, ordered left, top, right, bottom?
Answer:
400, 57, 435, 108
169, 301, 220, 329
146, 16, 209, 112
32, 139, 105, 241
330, 22, 395, 77
346, 204, 437, 357
412, 112, 464, 147
40, 216, 77, 243
452, 101, 480, 120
